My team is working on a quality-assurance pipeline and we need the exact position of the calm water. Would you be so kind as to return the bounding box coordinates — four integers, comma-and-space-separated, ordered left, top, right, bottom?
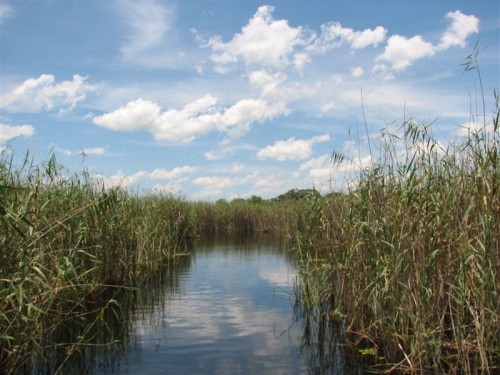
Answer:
49, 235, 363, 374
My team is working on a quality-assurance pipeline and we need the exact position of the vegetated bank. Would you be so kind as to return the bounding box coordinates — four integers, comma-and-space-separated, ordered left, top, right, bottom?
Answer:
293, 104, 499, 372
0, 154, 306, 374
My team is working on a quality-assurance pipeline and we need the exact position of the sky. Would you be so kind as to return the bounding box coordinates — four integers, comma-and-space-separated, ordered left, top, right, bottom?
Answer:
0, 1, 498, 200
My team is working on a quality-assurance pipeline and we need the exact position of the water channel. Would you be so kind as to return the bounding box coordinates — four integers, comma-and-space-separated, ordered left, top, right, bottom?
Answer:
47, 234, 364, 374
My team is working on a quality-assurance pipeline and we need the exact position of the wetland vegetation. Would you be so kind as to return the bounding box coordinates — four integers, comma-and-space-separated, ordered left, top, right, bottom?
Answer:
1, 69, 498, 373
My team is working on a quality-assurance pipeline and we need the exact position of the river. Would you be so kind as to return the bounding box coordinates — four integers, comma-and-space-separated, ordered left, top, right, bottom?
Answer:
44, 234, 364, 374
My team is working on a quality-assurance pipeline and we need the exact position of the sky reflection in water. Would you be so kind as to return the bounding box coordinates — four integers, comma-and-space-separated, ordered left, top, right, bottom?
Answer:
91, 236, 365, 374
96, 237, 305, 374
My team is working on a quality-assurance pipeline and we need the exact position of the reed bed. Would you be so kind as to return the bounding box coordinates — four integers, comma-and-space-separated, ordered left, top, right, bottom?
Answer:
191, 196, 305, 237
294, 100, 499, 372
0, 155, 194, 373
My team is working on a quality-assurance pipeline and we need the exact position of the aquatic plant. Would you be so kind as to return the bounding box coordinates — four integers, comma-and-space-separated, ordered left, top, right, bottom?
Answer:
294, 88, 499, 372
0, 154, 194, 373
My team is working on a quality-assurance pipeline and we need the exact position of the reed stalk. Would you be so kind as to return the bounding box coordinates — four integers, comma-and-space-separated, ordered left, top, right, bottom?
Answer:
293, 92, 499, 373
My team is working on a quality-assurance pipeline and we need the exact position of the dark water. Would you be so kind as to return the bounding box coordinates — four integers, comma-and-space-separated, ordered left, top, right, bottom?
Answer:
43, 235, 364, 374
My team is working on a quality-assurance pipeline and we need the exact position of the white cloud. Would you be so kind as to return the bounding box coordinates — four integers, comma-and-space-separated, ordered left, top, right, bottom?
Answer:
457, 120, 495, 138
83, 146, 106, 155
119, 0, 174, 58
257, 134, 330, 161
308, 22, 386, 53
153, 95, 219, 142
208, 5, 305, 70
0, 74, 99, 113
438, 11, 479, 50
350, 26, 387, 49
248, 70, 287, 98
0, 123, 35, 142
93, 94, 287, 143
298, 150, 374, 192
371, 63, 395, 80
58, 146, 107, 156
351, 66, 364, 77
96, 170, 148, 189
375, 11, 478, 74
298, 154, 332, 191
0, 2, 13, 24
204, 147, 233, 160
149, 166, 196, 180
191, 172, 257, 198
376, 35, 435, 71
93, 98, 160, 132
228, 163, 244, 173
299, 154, 329, 170
220, 98, 289, 141
293, 52, 311, 72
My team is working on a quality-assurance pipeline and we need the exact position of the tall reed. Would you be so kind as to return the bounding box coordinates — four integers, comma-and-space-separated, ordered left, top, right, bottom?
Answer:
191, 197, 305, 237
294, 96, 499, 372
0, 154, 192, 373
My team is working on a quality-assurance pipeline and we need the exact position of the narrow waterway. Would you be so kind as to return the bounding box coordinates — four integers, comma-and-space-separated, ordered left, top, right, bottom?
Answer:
53, 235, 363, 374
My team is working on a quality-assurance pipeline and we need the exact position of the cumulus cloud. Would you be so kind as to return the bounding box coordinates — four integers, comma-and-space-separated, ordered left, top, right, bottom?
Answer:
375, 10, 478, 75
257, 134, 330, 161
0, 74, 99, 113
221, 98, 289, 141
248, 70, 287, 98
94, 95, 288, 143
299, 154, 331, 172
205, 7, 390, 74
351, 66, 364, 77
310, 22, 387, 52
0, 123, 35, 142
191, 172, 257, 198
375, 35, 435, 71
94, 165, 196, 189
438, 11, 479, 50
93, 98, 161, 132
149, 166, 196, 180
208, 5, 305, 70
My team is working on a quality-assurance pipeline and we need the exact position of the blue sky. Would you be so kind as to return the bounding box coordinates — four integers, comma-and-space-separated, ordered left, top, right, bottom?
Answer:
1, 1, 498, 200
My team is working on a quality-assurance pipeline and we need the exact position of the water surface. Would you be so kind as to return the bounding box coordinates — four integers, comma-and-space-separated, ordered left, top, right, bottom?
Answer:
80, 235, 363, 374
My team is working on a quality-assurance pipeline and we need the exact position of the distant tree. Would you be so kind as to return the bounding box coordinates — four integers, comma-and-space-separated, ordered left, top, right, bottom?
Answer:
273, 188, 316, 201
231, 198, 246, 204
248, 195, 263, 204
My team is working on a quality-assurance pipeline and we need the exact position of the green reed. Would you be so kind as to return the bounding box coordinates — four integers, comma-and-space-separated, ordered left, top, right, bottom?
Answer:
0, 154, 194, 373
191, 196, 305, 237
294, 97, 499, 373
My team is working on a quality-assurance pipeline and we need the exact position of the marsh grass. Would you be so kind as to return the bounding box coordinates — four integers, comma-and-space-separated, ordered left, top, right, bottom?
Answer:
0, 154, 196, 373
192, 197, 305, 237
294, 94, 499, 372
